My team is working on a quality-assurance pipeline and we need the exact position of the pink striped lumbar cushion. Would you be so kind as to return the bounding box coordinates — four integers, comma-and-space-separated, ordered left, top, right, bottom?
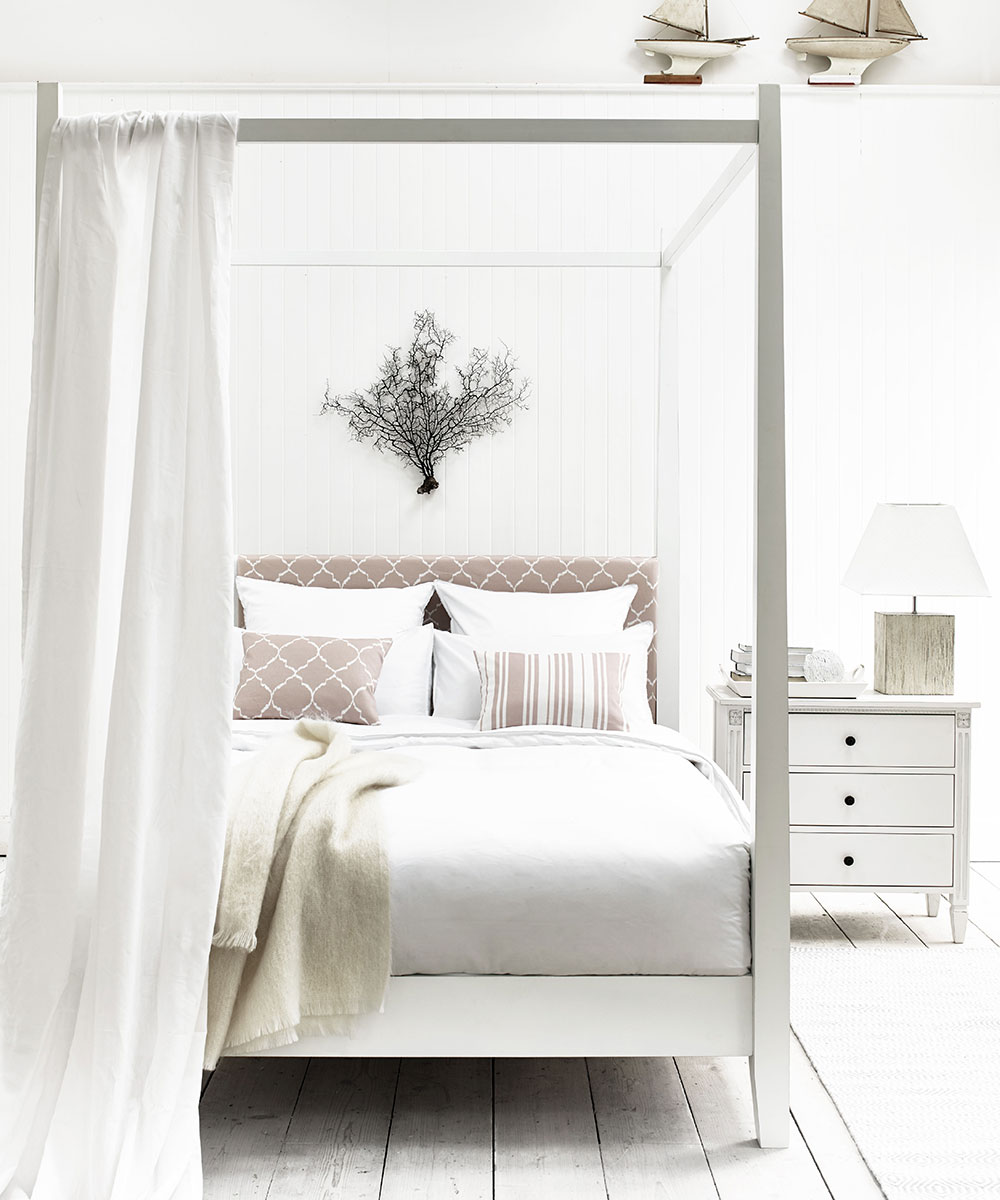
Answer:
474, 649, 630, 732
234, 632, 390, 725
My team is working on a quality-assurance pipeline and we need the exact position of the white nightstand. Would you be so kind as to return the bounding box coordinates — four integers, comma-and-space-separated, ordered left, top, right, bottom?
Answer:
707, 683, 978, 942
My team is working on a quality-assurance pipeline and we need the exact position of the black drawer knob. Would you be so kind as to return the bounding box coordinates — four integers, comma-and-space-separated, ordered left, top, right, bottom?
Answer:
843, 855, 855, 867
844, 795, 856, 806
845, 735, 857, 747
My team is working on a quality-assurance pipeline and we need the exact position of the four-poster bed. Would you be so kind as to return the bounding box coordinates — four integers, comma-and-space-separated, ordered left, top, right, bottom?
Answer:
31, 83, 790, 1150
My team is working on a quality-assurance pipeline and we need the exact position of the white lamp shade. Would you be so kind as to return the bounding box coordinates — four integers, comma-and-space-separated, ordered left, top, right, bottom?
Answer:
843, 503, 990, 598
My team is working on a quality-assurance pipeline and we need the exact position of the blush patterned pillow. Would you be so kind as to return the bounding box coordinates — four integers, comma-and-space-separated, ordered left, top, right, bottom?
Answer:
233, 632, 391, 725
474, 649, 629, 732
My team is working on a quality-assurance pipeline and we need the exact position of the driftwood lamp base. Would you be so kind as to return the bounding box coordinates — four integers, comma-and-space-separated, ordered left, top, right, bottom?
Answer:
874, 612, 955, 695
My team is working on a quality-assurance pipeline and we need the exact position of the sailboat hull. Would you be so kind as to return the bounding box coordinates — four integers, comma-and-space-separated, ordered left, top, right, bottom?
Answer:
636, 38, 744, 79
786, 35, 910, 83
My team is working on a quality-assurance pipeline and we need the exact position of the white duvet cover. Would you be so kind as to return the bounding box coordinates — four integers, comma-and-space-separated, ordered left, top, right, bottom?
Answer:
232, 717, 751, 976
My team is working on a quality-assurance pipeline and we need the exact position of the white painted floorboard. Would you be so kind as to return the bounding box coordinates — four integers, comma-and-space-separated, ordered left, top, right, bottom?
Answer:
973, 862, 1000, 888
788, 1034, 883, 1200
201, 1057, 309, 1199
3, 855, 995, 1199
588, 1056, 718, 1200
196, 909, 851, 1200
494, 1057, 608, 1200
198, 874, 1000, 1199
381, 1058, 492, 1200
969, 869, 1000, 947
267, 1058, 397, 1199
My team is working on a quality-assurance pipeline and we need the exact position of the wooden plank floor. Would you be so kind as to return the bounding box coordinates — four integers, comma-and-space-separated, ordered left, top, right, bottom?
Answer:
4, 856, 998, 1198
197, 873, 998, 1199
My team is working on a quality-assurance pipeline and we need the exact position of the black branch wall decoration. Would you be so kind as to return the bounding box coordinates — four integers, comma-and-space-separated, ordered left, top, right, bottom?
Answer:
322, 310, 530, 495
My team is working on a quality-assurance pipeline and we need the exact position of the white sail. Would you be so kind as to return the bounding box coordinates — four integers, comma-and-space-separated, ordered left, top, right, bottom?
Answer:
708, 0, 755, 41
876, 0, 920, 37
645, 0, 707, 37
800, 0, 869, 35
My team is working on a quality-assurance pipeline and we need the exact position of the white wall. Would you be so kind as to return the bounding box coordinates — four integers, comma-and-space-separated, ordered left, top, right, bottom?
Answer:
3, 84, 999, 856
674, 173, 756, 740
228, 263, 661, 556
4, 1, 1000, 86
781, 87, 1000, 856
54, 87, 754, 566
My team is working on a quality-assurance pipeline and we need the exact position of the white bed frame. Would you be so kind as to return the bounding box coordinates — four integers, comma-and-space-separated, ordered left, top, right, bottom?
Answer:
34, 83, 790, 1148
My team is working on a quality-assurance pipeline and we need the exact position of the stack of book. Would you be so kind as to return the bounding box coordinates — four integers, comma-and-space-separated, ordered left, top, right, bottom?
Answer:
729, 643, 812, 682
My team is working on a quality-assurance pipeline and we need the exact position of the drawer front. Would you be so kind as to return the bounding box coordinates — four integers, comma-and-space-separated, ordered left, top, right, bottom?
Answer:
789, 773, 954, 827
790, 832, 954, 888
744, 713, 954, 768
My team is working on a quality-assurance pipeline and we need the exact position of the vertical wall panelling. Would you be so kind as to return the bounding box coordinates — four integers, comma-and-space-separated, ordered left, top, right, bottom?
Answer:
674, 168, 756, 748
224, 103, 684, 561
21, 84, 998, 857
782, 89, 1000, 857
52, 85, 753, 753
241, 259, 662, 559
0, 87, 35, 843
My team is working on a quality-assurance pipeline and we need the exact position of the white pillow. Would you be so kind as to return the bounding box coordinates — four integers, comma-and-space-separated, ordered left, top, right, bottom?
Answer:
237, 576, 434, 637
432, 624, 654, 726
232, 576, 436, 715
433, 580, 637, 638
372, 624, 433, 715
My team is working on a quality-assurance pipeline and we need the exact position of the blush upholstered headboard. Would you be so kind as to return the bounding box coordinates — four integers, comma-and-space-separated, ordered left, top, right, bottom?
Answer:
237, 555, 659, 716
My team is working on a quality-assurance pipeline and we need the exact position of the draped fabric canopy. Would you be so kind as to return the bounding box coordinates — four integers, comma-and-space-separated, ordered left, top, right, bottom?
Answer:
0, 112, 236, 1199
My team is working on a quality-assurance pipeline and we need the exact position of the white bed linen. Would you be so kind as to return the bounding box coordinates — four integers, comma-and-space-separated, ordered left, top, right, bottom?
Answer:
231, 717, 751, 977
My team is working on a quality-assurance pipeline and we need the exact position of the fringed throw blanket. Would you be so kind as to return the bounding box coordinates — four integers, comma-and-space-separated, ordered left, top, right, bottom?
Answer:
204, 720, 417, 1067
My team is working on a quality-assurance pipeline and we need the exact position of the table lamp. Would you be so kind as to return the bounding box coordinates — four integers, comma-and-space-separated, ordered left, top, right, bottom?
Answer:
842, 503, 989, 695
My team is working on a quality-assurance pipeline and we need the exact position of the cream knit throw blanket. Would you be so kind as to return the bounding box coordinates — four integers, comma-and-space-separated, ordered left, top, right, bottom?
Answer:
204, 720, 417, 1068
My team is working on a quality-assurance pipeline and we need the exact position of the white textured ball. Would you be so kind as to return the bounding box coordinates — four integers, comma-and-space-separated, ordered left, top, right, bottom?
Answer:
803, 649, 845, 683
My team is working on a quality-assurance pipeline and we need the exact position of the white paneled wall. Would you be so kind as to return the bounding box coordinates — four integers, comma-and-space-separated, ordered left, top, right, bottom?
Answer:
4, 85, 999, 856
213, 90, 749, 563
9, 0, 1000, 86
675, 174, 755, 743
0, 87, 34, 847
232, 264, 661, 557
782, 89, 1000, 855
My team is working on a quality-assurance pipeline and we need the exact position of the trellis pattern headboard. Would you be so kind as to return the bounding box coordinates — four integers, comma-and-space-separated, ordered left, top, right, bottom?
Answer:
237, 555, 659, 716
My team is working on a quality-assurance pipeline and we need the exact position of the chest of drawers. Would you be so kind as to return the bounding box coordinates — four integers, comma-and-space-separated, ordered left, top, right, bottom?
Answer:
708, 685, 978, 942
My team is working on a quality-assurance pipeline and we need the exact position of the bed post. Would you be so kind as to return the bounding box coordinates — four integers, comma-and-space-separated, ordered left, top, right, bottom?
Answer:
749, 82, 790, 1150
35, 83, 60, 253
655, 255, 681, 731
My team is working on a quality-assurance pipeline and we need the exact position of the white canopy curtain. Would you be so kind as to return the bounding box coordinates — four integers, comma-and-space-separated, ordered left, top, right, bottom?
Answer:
0, 113, 236, 1199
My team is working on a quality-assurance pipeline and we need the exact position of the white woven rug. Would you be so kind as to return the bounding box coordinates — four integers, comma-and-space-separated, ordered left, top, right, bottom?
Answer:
792, 944, 1000, 1198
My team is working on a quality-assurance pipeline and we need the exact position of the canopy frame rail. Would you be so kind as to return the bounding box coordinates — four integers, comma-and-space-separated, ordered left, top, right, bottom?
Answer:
35, 82, 60, 236
661, 143, 756, 267
229, 250, 666, 268
32, 81, 790, 1149
236, 116, 759, 145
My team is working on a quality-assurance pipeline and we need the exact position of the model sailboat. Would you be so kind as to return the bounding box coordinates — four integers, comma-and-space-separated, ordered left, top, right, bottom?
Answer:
636, 0, 757, 84
787, 0, 924, 84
